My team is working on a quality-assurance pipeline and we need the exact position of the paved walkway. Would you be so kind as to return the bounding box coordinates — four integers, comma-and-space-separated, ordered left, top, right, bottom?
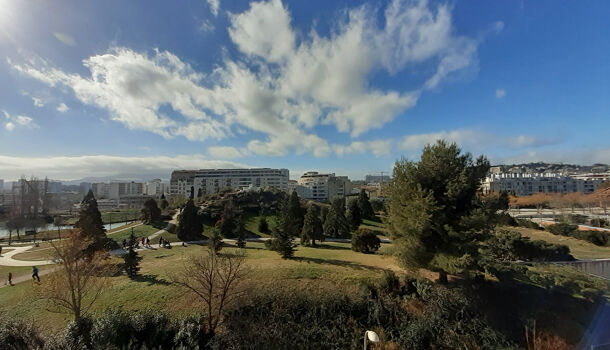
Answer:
0, 267, 58, 289
0, 245, 55, 266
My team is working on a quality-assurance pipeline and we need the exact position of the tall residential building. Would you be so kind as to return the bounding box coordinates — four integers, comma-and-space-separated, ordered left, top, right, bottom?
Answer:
145, 179, 168, 197
92, 181, 144, 200
170, 168, 289, 198
296, 172, 352, 202
482, 172, 608, 196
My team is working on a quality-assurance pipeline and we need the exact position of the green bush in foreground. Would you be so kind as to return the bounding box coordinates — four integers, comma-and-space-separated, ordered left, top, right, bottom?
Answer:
351, 229, 381, 254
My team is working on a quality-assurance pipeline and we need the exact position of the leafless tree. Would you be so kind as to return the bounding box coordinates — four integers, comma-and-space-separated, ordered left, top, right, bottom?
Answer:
172, 250, 248, 333
35, 229, 115, 321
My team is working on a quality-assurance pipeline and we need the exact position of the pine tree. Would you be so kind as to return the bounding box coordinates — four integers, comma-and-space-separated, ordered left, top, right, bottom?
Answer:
160, 194, 169, 211
74, 190, 106, 248
323, 197, 350, 238
208, 228, 223, 253
141, 198, 161, 224
219, 199, 237, 238
177, 199, 203, 241
320, 206, 329, 224
281, 191, 304, 237
124, 232, 142, 278
270, 226, 295, 259
357, 189, 374, 220
387, 140, 490, 283
301, 203, 323, 246
346, 199, 362, 231
236, 218, 247, 248
258, 216, 269, 234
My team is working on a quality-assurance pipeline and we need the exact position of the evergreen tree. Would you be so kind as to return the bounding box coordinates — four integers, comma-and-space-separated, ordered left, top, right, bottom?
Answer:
386, 140, 490, 283
74, 190, 106, 246
123, 232, 142, 278
258, 216, 269, 234
346, 199, 362, 231
281, 191, 304, 236
357, 189, 374, 220
208, 228, 223, 253
236, 218, 247, 248
177, 199, 203, 241
268, 226, 295, 259
320, 206, 329, 224
323, 197, 350, 238
141, 198, 161, 224
160, 194, 169, 211
218, 199, 237, 238
301, 203, 323, 246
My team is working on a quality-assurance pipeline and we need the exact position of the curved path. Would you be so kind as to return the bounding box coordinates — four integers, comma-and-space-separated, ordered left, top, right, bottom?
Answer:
0, 245, 55, 266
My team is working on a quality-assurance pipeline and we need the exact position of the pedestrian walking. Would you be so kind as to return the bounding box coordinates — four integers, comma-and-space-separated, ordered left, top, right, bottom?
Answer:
141, 237, 145, 247
8, 272, 12, 286
159, 238, 163, 248
32, 266, 40, 282
146, 237, 150, 247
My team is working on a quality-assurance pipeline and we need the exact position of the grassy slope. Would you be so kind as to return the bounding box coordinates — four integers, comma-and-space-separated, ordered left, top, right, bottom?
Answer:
0, 242, 398, 333
503, 226, 610, 260
0, 265, 53, 285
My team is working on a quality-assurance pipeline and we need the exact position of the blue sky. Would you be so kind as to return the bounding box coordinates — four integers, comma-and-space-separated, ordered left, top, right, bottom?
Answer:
0, 0, 609, 181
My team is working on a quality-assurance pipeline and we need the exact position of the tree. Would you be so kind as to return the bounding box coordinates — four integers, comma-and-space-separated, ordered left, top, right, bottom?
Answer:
74, 190, 107, 250
323, 197, 350, 238
320, 206, 329, 223
172, 250, 248, 334
141, 198, 161, 224
160, 193, 169, 211
346, 199, 362, 231
351, 229, 381, 254
177, 199, 203, 241
123, 232, 142, 278
281, 191, 304, 236
357, 189, 374, 220
301, 203, 323, 246
370, 198, 385, 213
208, 228, 223, 253
386, 140, 490, 283
267, 226, 296, 259
236, 219, 247, 249
218, 199, 237, 238
36, 230, 114, 322
258, 216, 269, 234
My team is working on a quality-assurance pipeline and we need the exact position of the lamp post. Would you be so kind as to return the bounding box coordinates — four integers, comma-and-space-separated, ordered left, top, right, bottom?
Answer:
364, 330, 379, 350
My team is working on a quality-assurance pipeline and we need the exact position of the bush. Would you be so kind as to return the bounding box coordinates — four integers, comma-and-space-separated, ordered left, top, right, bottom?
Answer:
497, 212, 517, 226
0, 317, 44, 350
571, 230, 609, 246
516, 219, 543, 230
487, 230, 573, 262
351, 229, 381, 253
370, 198, 385, 213
564, 214, 587, 224
257, 216, 269, 234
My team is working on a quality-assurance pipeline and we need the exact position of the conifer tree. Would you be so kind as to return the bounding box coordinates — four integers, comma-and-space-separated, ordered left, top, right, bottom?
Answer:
236, 218, 247, 249
141, 198, 161, 224
208, 228, 223, 253
177, 199, 203, 241
281, 191, 304, 236
357, 189, 374, 220
74, 190, 106, 248
347, 199, 362, 231
258, 216, 269, 234
123, 232, 142, 278
219, 199, 237, 238
323, 197, 350, 238
270, 226, 295, 259
160, 193, 169, 211
301, 203, 323, 246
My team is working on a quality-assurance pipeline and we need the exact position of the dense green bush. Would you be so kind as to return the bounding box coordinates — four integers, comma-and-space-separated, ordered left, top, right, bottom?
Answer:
487, 230, 573, 262
515, 218, 543, 230
546, 223, 609, 246
370, 198, 385, 213
496, 212, 517, 226
351, 229, 381, 253
546, 223, 578, 236
0, 317, 44, 350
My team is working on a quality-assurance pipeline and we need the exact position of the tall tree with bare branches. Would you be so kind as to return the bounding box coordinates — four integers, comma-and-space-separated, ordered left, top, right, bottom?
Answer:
35, 230, 115, 322
172, 250, 248, 334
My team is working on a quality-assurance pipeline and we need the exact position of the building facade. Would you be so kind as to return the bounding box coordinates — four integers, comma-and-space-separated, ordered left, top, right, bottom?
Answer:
170, 168, 289, 198
296, 172, 352, 201
92, 182, 144, 200
144, 179, 168, 197
482, 172, 608, 196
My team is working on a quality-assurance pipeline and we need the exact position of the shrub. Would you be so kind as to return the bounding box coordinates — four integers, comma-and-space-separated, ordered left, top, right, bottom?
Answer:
370, 198, 385, 213
516, 219, 543, 230
571, 230, 609, 246
379, 271, 400, 295
487, 230, 573, 262
257, 216, 269, 234
545, 223, 578, 236
0, 317, 44, 350
351, 229, 381, 253
497, 212, 517, 226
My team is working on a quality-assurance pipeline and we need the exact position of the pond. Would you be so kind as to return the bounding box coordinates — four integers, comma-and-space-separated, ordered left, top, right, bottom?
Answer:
0, 220, 134, 238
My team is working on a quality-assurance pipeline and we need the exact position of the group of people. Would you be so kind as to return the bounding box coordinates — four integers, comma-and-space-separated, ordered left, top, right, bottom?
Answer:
5, 266, 39, 287
158, 237, 171, 248
121, 237, 153, 250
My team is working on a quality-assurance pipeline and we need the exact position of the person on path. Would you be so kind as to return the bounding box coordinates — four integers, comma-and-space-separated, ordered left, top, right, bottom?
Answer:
146, 237, 150, 247
159, 238, 163, 248
32, 266, 40, 282
8, 272, 12, 286
141, 237, 145, 247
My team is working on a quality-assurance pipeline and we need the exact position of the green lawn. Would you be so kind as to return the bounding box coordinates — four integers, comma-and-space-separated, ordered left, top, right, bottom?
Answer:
108, 223, 165, 243
0, 241, 399, 333
243, 212, 278, 237
502, 225, 610, 260
0, 265, 53, 285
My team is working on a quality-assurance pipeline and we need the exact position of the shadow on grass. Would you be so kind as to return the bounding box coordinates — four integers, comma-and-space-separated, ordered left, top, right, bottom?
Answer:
312, 243, 351, 251
294, 256, 386, 272
132, 274, 172, 286
151, 221, 170, 229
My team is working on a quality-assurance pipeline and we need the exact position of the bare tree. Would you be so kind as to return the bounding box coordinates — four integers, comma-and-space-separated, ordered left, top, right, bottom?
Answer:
35, 230, 115, 321
172, 250, 248, 333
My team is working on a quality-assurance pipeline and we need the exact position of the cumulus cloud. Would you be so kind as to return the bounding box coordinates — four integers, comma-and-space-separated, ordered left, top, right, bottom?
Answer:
3, 110, 36, 131
206, 0, 220, 16
332, 139, 392, 157
32, 97, 45, 107
0, 154, 250, 181
56, 103, 69, 112
54, 32, 76, 46
496, 88, 506, 98
13, 0, 479, 157
208, 146, 247, 159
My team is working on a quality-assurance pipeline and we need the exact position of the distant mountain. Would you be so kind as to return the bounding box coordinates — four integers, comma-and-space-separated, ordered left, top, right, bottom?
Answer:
61, 173, 171, 185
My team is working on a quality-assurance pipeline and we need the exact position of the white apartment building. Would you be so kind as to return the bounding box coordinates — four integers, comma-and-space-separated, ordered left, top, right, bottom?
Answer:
144, 179, 168, 197
92, 182, 144, 200
170, 168, 289, 198
296, 172, 352, 202
482, 172, 606, 196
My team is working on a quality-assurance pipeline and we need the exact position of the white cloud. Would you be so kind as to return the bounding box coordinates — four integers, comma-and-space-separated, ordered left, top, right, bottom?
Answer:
494, 21, 505, 33
199, 19, 215, 33
496, 88, 506, 98
206, 0, 220, 16
208, 146, 247, 159
56, 103, 69, 112
13, 0, 479, 157
332, 139, 392, 157
2, 110, 36, 131
53, 32, 76, 46
0, 154, 250, 181
32, 97, 45, 107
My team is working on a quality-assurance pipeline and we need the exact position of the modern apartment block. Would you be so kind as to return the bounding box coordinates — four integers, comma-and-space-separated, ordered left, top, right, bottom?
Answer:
170, 168, 289, 198
144, 179, 168, 197
92, 181, 144, 200
296, 171, 352, 201
482, 172, 608, 196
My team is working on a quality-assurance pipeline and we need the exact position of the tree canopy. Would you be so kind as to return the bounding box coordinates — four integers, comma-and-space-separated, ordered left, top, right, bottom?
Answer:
177, 199, 203, 241
301, 203, 323, 246
141, 198, 161, 224
357, 189, 374, 219
74, 190, 107, 249
323, 197, 350, 238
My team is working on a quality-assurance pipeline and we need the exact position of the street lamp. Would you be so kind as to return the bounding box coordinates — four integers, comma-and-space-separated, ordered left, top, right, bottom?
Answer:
364, 330, 379, 350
